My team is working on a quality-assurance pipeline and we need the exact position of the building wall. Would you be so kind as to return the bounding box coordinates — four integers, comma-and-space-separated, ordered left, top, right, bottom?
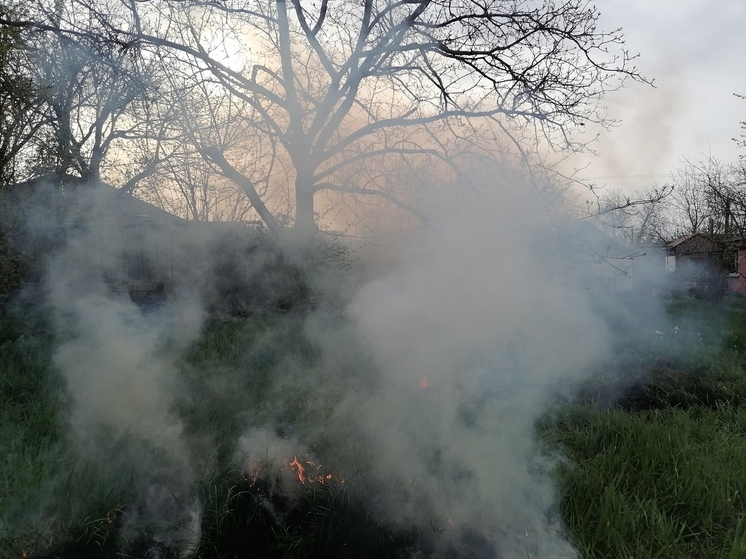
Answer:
727, 248, 746, 294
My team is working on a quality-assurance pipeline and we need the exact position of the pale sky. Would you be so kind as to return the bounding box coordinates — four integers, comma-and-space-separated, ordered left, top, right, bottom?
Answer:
567, 0, 746, 193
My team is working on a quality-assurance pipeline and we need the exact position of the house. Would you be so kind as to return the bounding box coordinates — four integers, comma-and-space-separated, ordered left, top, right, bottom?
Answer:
664, 233, 739, 296
1, 176, 309, 314
0, 177, 187, 297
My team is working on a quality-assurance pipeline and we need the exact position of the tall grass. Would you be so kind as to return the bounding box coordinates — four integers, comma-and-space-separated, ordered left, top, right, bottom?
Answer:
540, 295, 746, 559
541, 405, 746, 559
3, 294, 746, 558
0, 311, 136, 557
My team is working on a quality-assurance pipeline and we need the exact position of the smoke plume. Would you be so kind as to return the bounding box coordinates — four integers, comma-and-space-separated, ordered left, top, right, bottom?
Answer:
334, 200, 609, 557
44, 185, 205, 554
30, 176, 617, 558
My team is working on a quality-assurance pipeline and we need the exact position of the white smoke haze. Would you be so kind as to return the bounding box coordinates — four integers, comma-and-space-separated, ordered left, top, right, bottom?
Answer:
338, 198, 610, 557
27, 172, 621, 558
42, 184, 206, 553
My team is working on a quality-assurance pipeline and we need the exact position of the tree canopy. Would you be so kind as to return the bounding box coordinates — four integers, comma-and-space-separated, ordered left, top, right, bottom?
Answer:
1, 0, 644, 240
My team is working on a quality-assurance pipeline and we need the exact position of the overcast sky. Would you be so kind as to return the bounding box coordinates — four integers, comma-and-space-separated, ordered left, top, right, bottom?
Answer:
567, 0, 746, 193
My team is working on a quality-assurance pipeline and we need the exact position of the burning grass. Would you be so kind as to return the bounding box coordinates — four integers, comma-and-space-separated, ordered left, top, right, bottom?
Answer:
0, 310, 475, 558
197, 471, 422, 559
3, 295, 746, 558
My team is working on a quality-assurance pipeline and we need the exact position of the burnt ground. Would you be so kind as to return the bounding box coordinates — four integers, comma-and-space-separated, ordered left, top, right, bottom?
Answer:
30, 476, 498, 559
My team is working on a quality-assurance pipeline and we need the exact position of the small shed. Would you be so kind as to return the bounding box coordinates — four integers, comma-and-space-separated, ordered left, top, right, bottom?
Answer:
665, 234, 734, 296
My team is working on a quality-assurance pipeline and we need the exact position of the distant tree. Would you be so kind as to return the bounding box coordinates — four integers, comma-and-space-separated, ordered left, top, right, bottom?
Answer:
591, 185, 670, 245
667, 162, 713, 237
30, 29, 152, 184
0, 0, 172, 193
662, 156, 746, 240
0, 5, 47, 187
735, 93, 745, 156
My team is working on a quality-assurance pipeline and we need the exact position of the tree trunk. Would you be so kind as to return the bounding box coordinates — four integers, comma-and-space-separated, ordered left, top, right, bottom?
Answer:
294, 182, 317, 245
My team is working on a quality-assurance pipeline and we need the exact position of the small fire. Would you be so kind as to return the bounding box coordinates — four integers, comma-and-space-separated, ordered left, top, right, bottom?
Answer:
245, 466, 261, 486
287, 456, 337, 484
419, 376, 430, 389
289, 456, 306, 483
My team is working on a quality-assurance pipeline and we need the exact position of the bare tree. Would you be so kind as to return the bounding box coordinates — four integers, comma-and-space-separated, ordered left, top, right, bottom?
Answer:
662, 156, 746, 239
0, 0, 171, 195
591, 186, 670, 245
735, 93, 745, 155
3, 0, 644, 241
0, 6, 49, 187
667, 162, 713, 237
33, 33, 150, 183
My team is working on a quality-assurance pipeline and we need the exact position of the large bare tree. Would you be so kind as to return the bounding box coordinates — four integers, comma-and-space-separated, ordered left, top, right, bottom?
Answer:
3, 0, 644, 241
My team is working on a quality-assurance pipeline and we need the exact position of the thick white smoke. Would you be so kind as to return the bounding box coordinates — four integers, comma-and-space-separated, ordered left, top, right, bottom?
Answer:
44, 185, 204, 554
341, 201, 609, 557
36, 179, 612, 558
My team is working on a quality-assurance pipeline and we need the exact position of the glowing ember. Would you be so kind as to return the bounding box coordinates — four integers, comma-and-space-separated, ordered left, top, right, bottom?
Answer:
247, 468, 260, 486
419, 376, 430, 389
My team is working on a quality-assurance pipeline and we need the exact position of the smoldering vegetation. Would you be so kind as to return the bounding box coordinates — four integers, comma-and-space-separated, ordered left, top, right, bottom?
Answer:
0, 178, 595, 558
2, 180, 745, 559
2, 1, 744, 557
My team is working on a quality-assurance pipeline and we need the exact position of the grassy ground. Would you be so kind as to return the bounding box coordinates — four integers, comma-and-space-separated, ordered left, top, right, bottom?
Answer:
0, 308, 413, 559
1, 294, 745, 558
539, 294, 746, 559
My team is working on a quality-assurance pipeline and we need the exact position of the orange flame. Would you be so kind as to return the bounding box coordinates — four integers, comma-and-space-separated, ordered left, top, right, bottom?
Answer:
288, 456, 335, 484
289, 456, 306, 483
419, 376, 430, 389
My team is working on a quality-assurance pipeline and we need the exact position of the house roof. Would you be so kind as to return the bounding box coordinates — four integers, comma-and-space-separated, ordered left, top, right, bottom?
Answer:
1, 174, 184, 226
666, 234, 700, 249
82, 183, 185, 224
666, 233, 727, 257
666, 232, 746, 252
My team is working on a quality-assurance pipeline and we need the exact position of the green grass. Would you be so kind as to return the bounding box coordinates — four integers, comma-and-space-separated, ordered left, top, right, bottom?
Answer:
2, 294, 746, 558
539, 295, 746, 559
540, 406, 746, 559
0, 316, 136, 558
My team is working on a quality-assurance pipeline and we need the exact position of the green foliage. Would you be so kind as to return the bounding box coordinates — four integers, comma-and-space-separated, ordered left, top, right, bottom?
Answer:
0, 323, 57, 556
